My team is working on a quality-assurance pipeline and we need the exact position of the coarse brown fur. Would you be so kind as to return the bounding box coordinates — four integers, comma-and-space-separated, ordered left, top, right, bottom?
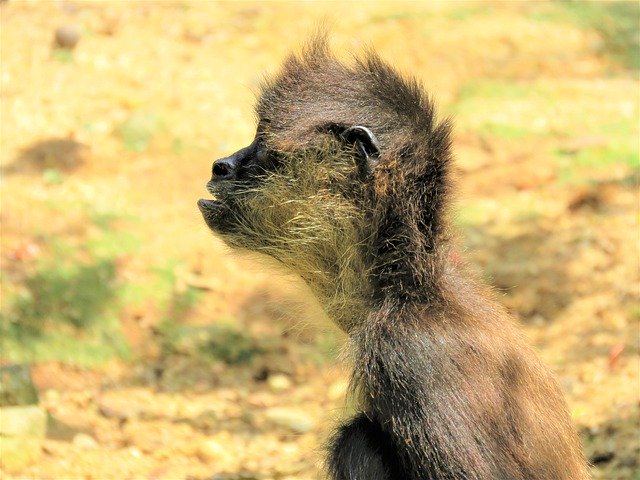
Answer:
198, 36, 589, 479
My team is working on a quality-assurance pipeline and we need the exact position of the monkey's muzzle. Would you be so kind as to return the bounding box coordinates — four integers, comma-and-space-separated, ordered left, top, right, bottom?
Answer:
197, 197, 223, 211
197, 195, 227, 231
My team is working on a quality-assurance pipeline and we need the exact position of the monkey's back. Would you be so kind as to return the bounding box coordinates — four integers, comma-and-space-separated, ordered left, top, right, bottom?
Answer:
347, 268, 589, 479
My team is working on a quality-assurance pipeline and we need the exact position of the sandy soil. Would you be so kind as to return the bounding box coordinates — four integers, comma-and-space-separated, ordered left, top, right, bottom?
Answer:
1, 1, 638, 479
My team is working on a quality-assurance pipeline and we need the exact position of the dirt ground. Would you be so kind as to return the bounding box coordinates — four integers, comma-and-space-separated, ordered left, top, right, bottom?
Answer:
1, 1, 638, 479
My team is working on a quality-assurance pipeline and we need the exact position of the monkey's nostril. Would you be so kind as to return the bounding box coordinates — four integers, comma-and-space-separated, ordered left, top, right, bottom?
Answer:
213, 162, 230, 178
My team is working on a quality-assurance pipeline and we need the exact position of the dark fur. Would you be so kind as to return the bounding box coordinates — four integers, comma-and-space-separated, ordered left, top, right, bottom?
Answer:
199, 37, 589, 479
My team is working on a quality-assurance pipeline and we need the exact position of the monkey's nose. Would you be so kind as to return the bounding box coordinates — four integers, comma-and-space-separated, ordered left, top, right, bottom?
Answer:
211, 157, 237, 181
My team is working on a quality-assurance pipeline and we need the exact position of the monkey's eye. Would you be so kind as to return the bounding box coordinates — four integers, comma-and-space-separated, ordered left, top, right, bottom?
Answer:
255, 137, 268, 163
253, 136, 280, 172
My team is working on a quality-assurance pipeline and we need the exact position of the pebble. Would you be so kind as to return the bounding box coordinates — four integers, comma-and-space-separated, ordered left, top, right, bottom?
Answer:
54, 25, 80, 49
72, 433, 98, 449
98, 398, 140, 421
0, 405, 46, 437
264, 407, 315, 433
267, 374, 292, 392
196, 439, 226, 462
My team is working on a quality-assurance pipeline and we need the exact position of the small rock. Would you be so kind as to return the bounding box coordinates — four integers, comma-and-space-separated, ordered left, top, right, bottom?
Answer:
129, 446, 143, 458
0, 364, 39, 406
267, 374, 292, 392
46, 414, 83, 442
0, 405, 46, 437
98, 397, 140, 421
590, 451, 615, 465
72, 433, 98, 449
188, 409, 219, 432
196, 439, 226, 462
264, 407, 315, 433
568, 188, 604, 212
54, 25, 80, 49
253, 366, 269, 382
0, 404, 46, 471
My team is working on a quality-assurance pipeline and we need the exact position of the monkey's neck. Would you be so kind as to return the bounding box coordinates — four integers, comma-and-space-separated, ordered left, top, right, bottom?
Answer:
290, 197, 451, 331
367, 196, 451, 307
299, 252, 375, 333
372, 248, 449, 306
302, 241, 449, 332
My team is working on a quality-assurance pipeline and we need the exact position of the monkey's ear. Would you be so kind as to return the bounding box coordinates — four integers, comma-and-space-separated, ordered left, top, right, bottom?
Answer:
341, 126, 380, 177
342, 126, 380, 159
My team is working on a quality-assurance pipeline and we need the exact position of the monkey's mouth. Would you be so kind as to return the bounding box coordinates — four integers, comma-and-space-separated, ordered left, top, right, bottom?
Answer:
198, 183, 230, 230
197, 197, 224, 210
198, 185, 225, 209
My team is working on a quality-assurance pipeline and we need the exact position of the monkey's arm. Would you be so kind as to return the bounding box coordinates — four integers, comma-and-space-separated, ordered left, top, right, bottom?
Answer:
327, 413, 406, 480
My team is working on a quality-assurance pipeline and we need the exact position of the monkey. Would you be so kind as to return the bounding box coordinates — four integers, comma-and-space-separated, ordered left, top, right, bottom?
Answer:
198, 36, 589, 480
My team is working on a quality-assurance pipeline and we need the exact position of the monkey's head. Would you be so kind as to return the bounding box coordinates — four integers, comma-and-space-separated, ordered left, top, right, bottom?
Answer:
198, 37, 452, 328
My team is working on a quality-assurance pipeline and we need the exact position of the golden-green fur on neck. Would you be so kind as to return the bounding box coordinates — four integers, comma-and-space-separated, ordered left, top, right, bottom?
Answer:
220, 143, 373, 332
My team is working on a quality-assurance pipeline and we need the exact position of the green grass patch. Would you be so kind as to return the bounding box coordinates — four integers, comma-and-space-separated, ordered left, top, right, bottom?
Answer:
2, 322, 130, 367
564, 1, 639, 71
456, 80, 533, 103
145, 263, 258, 365
158, 321, 260, 365
199, 323, 260, 364
52, 48, 74, 64
0, 232, 208, 366
118, 261, 194, 317
8, 258, 118, 333
0, 252, 131, 366
114, 111, 163, 152
369, 11, 429, 23
85, 230, 139, 258
369, 4, 493, 24
445, 5, 493, 21
42, 169, 65, 185
170, 137, 185, 155
536, 1, 640, 71
555, 118, 638, 183
477, 123, 532, 141
87, 209, 141, 257
89, 210, 128, 230
452, 80, 551, 139
560, 146, 637, 169
455, 202, 491, 228
628, 305, 640, 322
0, 207, 142, 366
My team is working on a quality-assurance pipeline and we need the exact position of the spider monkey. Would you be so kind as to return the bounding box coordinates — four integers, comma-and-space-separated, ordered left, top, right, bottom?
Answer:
198, 37, 589, 480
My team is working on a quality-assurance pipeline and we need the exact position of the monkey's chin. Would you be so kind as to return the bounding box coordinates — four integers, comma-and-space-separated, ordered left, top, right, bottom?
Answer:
197, 198, 228, 232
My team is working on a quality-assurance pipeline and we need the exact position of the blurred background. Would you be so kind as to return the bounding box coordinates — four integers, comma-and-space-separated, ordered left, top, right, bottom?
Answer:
1, 1, 638, 479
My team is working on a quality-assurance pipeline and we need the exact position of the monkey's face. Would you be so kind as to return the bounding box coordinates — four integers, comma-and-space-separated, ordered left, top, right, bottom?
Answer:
198, 127, 376, 254
198, 127, 378, 318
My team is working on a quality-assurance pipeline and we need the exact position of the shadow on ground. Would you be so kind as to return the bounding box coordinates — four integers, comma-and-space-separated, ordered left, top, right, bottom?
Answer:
3, 137, 89, 175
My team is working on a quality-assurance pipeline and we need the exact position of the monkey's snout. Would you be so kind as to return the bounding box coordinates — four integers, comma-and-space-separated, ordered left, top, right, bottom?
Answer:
212, 159, 235, 180
211, 152, 242, 182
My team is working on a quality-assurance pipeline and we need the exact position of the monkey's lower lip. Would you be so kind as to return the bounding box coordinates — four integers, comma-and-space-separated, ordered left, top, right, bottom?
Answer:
197, 198, 225, 211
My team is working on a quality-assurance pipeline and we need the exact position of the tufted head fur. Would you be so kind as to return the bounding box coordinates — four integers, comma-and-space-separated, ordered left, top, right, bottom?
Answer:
201, 36, 453, 331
